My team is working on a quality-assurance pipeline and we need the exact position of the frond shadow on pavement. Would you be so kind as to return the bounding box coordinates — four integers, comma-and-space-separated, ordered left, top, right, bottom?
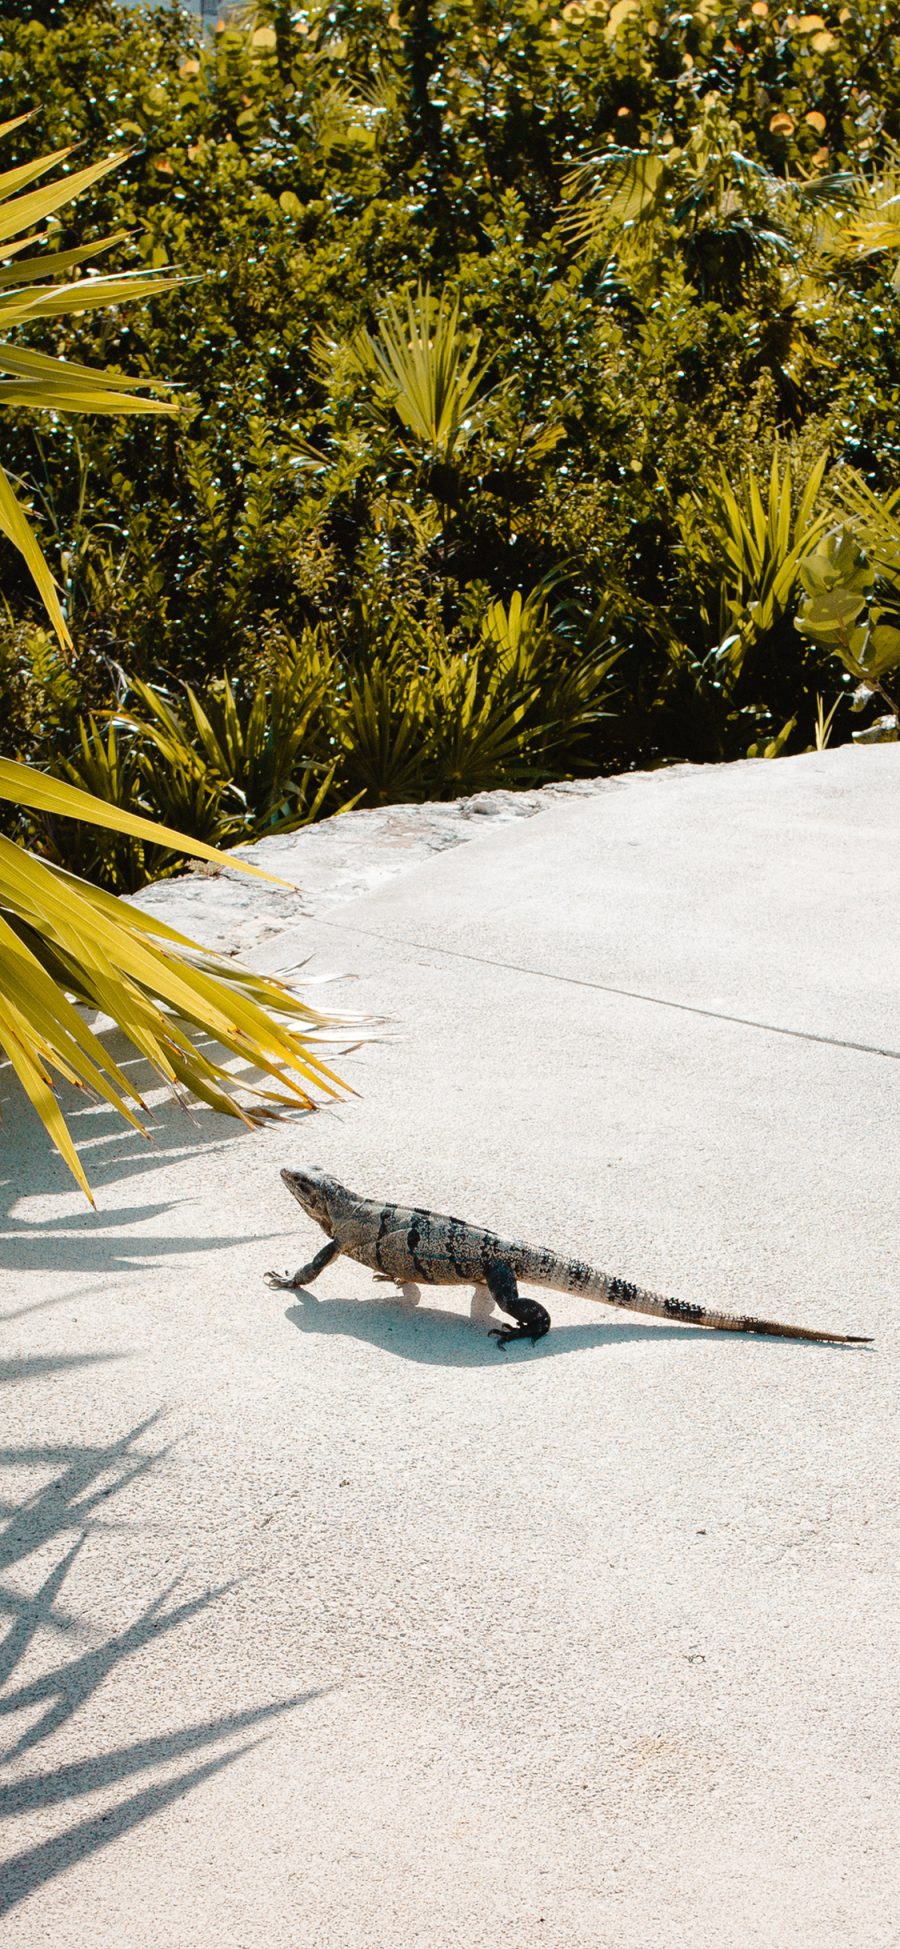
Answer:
0, 1023, 319, 1231
0, 1031, 295, 1272
0, 1404, 322, 1918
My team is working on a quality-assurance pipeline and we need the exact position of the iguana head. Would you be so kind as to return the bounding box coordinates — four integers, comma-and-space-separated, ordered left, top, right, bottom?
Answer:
280, 1164, 341, 1232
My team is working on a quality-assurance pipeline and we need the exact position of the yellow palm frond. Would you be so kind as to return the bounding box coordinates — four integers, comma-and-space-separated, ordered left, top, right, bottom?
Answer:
0, 125, 178, 646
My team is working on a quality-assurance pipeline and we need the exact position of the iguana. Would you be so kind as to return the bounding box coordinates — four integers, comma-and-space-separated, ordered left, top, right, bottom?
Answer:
265, 1166, 870, 1348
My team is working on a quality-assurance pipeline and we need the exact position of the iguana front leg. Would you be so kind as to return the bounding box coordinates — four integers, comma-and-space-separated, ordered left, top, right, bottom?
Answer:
484, 1259, 551, 1348
265, 1238, 339, 1292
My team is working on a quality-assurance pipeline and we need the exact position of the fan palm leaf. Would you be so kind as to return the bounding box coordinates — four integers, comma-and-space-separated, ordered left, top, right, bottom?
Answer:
818, 152, 900, 286
358, 282, 491, 463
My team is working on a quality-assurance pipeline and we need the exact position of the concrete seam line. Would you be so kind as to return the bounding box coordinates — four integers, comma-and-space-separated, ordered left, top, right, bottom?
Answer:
312, 918, 900, 1063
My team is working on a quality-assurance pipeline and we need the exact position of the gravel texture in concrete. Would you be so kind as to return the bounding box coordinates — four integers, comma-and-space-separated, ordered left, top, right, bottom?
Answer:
1, 746, 897, 1947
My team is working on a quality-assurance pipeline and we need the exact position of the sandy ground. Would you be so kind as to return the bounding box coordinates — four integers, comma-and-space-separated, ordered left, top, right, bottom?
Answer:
1, 746, 897, 1947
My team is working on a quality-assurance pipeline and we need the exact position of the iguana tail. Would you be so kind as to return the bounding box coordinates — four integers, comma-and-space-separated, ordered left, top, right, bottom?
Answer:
546, 1259, 871, 1345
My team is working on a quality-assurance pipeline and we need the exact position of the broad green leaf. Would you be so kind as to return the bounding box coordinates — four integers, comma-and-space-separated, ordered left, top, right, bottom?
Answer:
0, 146, 73, 203
799, 527, 871, 597
798, 588, 868, 634
0, 381, 176, 415
0, 230, 127, 288
0, 339, 172, 392
867, 624, 900, 676
0, 230, 46, 262
4, 269, 183, 326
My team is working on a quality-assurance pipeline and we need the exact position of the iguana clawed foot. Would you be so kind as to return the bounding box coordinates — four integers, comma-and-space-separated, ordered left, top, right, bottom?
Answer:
265, 1266, 318, 1292
488, 1316, 551, 1349
483, 1260, 551, 1348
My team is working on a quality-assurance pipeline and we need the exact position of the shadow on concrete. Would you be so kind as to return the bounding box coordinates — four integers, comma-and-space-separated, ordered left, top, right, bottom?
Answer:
0, 1035, 246, 1202
0, 1415, 167, 1599
0, 1574, 241, 1764
0, 1353, 125, 1386
0, 1399, 320, 1917
0, 1029, 303, 1272
282, 1289, 720, 1365
0, 1742, 258, 1916
0, 1211, 274, 1278
0, 1027, 309, 1194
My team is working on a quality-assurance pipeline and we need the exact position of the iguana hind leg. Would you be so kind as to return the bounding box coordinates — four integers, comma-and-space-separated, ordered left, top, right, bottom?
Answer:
485, 1258, 551, 1349
470, 1284, 495, 1323
265, 1238, 338, 1292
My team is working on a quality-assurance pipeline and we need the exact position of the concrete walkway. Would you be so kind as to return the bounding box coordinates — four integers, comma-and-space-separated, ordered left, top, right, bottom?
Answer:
1, 746, 897, 1947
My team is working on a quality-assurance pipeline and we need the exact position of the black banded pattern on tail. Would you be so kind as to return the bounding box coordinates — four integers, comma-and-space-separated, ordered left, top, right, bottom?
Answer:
534, 1253, 871, 1345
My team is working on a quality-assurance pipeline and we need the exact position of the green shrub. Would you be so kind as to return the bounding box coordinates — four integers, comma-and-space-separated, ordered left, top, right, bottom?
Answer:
2, 0, 900, 886
796, 482, 900, 724
55, 585, 621, 853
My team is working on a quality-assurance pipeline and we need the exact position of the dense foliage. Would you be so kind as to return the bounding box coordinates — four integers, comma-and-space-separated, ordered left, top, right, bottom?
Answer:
1, 0, 899, 884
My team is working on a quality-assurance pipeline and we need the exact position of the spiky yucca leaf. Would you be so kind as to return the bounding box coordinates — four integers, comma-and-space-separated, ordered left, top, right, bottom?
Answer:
109, 659, 341, 836
684, 451, 831, 670
715, 451, 830, 625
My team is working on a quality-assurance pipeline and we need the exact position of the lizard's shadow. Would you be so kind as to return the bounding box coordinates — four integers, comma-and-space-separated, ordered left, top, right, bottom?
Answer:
282, 1289, 716, 1366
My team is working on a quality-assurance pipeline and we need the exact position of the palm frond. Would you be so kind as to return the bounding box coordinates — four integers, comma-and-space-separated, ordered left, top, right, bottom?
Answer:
680, 450, 831, 668
0, 758, 282, 877
0, 129, 178, 645
358, 283, 492, 462
0, 833, 345, 1204
818, 153, 900, 283
559, 147, 669, 255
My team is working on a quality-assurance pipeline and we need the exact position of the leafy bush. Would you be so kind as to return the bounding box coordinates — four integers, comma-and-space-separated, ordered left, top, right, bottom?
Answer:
55, 585, 620, 881
1, 0, 900, 887
796, 482, 900, 726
